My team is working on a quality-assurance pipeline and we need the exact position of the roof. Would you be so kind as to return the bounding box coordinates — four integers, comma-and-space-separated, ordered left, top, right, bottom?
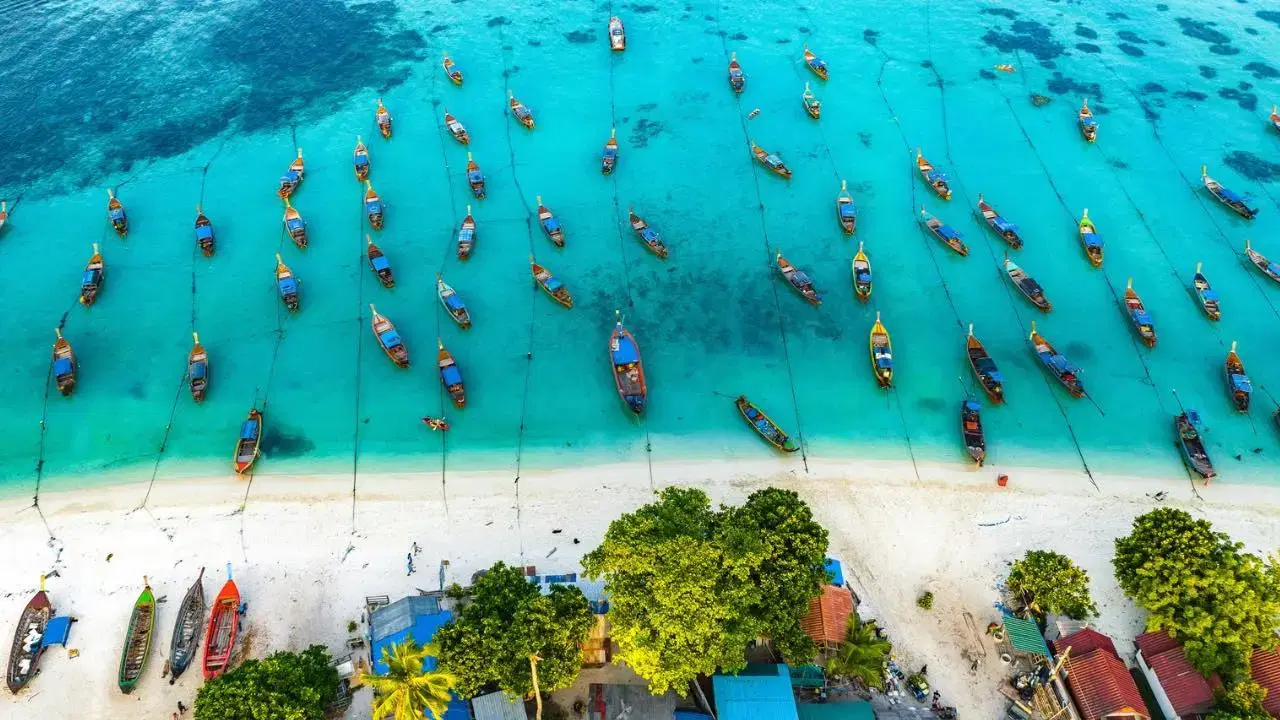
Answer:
1052, 628, 1119, 659
1137, 631, 1218, 717
1004, 615, 1051, 657
588, 683, 676, 720
797, 701, 875, 720
1250, 648, 1280, 718
530, 571, 609, 614
471, 691, 528, 720
713, 664, 800, 720
1135, 630, 1180, 657
1061, 648, 1151, 720
801, 585, 855, 645
368, 596, 470, 720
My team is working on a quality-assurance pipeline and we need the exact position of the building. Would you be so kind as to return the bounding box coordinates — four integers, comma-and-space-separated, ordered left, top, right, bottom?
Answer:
712, 664, 800, 720
1134, 631, 1218, 720
529, 571, 612, 667
367, 595, 471, 720
1051, 628, 1150, 720
471, 691, 528, 720
1250, 649, 1280, 718
801, 585, 856, 652
587, 683, 678, 719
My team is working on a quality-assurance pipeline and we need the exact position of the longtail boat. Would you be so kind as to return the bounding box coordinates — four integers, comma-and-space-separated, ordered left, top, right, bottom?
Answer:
107, 189, 128, 237
1271, 105, 1280, 132
610, 312, 647, 414
457, 205, 476, 260
977, 194, 1022, 249
375, 98, 393, 139
275, 253, 299, 311
370, 304, 409, 368
852, 242, 872, 301
1078, 99, 1097, 142
423, 416, 450, 432
1123, 278, 1157, 347
1078, 208, 1103, 267
537, 196, 565, 247
353, 136, 370, 181
735, 396, 798, 452
994, 64, 1015, 72
803, 45, 828, 80
921, 207, 968, 256
602, 128, 618, 175
438, 339, 466, 408
1175, 411, 1216, 480
509, 91, 535, 129
202, 565, 240, 680
916, 149, 951, 200
442, 53, 463, 85
233, 409, 263, 474
277, 149, 304, 199
444, 110, 470, 144
364, 181, 384, 230
609, 16, 626, 51
836, 180, 857, 235
1225, 341, 1251, 412
1004, 255, 1050, 311
1030, 321, 1084, 398
1245, 239, 1280, 284
531, 259, 573, 308
869, 313, 893, 388
195, 206, 216, 257
466, 153, 486, 199
1202, 166, 1258, 219
1192, 262, 1221, 320
437, 274, 472, 329
961, 399, 986, 466
0, 201, 7, 234
628, 209, 669, 258
79, 243, 105, 306
188, 332, 209, 403
52, 329, 76, 397
728, 52, 745, 93
283, 199, 307, 249
168, 568, 205, 681
966, 325, 1004, 404
117, 578, 155, 693
750, 140, 792, 179
801, 82, 821, 120
367, 236, 394, 288
777, 252, 821, 305
6, 577, 53, 693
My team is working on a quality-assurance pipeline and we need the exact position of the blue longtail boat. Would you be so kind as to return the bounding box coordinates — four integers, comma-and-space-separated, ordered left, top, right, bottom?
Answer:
609, 312, 647, 415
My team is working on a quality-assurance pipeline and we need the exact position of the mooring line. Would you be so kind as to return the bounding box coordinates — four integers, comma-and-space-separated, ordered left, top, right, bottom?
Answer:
350, 187, 369, 529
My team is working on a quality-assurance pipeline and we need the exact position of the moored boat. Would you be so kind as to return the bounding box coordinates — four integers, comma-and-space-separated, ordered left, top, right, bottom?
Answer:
801, 82, 821, 119
195, 206, 216, 257
1029, 321, 1084, 398
803, 45, 828, 80
107, 189, 128, 237
1202, 166, 1258, 219
277, 149, 304, 199
1123, 278, 1157, 347
966, 325, 1004, 404
1078, 99, 1097, 142
367, 236, 394, 288
437, 273, 472, 329
353, 136, 370, 181
375, 98, 393, 139
52, 329, 76, 397
610, 312, 647, 414
168, 568, 205, 681
509, 91, 535, 129
1192, 262, 1220, 320
1245, 239, 1280, 284
735, 396, 798, 452
531, 259, 573, 308
836, 180, 857, 235
1271, 105, 1280, 132
6, 577, 53, 693
422, 416, 450, 432
921, 207, 968, 256
750, 140, 792, 179
466, 153, 486, 199
916, 149, 951, 200
728, 52, 745, 93
537, 196, 564, 247
961, 399, 986, 466
202, 565, 240, 680
977, 193, 1022, 249
457, 205, 476, 260
1078, 208, 1103, 267
364, 181, 384, 230
777, 252, 821, 305
275, 253, 299, 311
602, 128, 618, 175
852, 242, 872, 301
188, 332, 209, 403
117, 578, 156, 694
1174, 411, 1216, 481
0, 201, 8, 234
442, 53, 463, 85
869, 313, 893, 388
444, 110, 470, 144
370, 304, 409, 368
437, 339, 466, 408
283, 199, 307, 249
233, 409, 263, 474
1003, 255, 1050, 311
628, 209, 669, 258
1225, 341, 1251, 412
79, 243, 105, 306
609, 16, 626, 51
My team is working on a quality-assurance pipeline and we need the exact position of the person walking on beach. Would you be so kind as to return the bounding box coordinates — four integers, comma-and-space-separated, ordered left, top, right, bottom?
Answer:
406, 553, 415, 576
412, 542, 421, 556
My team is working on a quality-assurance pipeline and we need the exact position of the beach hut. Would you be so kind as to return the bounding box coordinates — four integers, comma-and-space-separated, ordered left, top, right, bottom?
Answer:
367, 595, 470, 720
587, 683, 678, 720
531, 571, 612, 667
471, 690, 528, 720
800, 585, 855, 653
1134, 631, 1218, 720
712, 664, 800, 720
1003, 614, 1051, 660
1052, 628, 1150, 720
1249, 649, 1280, 718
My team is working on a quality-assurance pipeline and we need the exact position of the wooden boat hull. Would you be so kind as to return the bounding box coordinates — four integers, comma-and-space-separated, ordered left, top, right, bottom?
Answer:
778, 255, 820, 305
510, 99, 535, 129
443, 56, 463, 85
117, 584, 156, 693
108, 198, 128, 237
924, 215, 968, 255
917, 156, 951, 200
195, 215, 216, 257
1124, 288, 1157, 347
538, 206, 564, 247
609, 17, 625, 50
202, 579, 241, 681
1247, 247, 1280, 284
735, 396, 798, 452
961, 401, 986, 467
1205, 176, 1257, 219
438, 345, 466, 408
371, 310, 409, 368
804, 50, 828, 80
851, 249, 872, 301
728, 60, 745, 93
466, 161, 486, 199
751, 144, 792, 179
457, 217, 476, 260
610, 323, 647, 414
869, 318, 893, 388
233, 409, 263, 474
1193, 272, 1220, 320
836, 198, 856, 235
629, 213, 669, 258
803, 94, 820, 119
188, 343, 209, 403
284, 209, 307, 249
80, 254, 105, 306
1226, 352, 1251, 412
1005, 260, 1050, 312
52, 336, 77, 397
532, 263, 573, 308
1031, 331, 1084, 398
6, 589, 52, 693
1079, 218, 1103, 267
978, 200, 1022, 249
444, 113, 469, 144
1174, 413, 1216, 480
966, 333, 1004, 404
169, 569, 205, 680
367, 243, 394, 288
438, 278, 472, 329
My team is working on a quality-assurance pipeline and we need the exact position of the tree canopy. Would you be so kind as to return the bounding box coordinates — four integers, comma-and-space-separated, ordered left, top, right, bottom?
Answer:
1007, 550, 1098, 620
1113, 508, 1280, 680
366, 639, 457, 720
582, 487, 829, 694
1207, 680, 1272, 720
194, 645, 338, 720
825, 611, 892, 690
435, 561, 594, 700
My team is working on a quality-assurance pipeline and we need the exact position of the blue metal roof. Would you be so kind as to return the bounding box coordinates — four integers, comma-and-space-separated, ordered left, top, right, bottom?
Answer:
368, 596, 470, 720
824, 558, 844, 587
796, 701, 875, 720
713, 664, 799, 720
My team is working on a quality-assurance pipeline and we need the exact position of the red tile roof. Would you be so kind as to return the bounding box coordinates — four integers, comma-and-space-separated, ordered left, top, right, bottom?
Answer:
1061, 648, 1151, 720
1251, 648, 1280, 718
1052, 628, 1120, 660
1146, 648, 1217, 717
1135, 630, 1180, 657
800, 585, 854, 645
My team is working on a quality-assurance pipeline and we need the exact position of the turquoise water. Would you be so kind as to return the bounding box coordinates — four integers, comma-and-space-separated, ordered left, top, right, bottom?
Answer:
3, 0, 1280, 498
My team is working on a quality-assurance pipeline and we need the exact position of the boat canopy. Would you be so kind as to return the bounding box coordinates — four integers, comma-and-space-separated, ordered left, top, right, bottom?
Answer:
196, 225, 214, 240
1082, 117, 1098, 127
603, 147, 617, 159
371, 256, 390, 271
1022, 278, 1044, 294
1230, 374, 1253, 393
545, 277, 564, 292
191, 362, 208, 379
514, 105, 531, 118
1083, 234, 1102, 248
278, 277, 298, 294
458, 228, 474, 242
286, 217, 305, 231
354, 154, 369, 166
612, 336, 639, 365
993, 216, 1018, 233
543, 217, 561, 232
1131, 309, 1153, 326
1048, 354, 1076, 373
378, 329, 402, 348
441, 365, 462, 385
855, 267, 871, 281
791, 270, 812, 286
109, 208, 126, 220
281, 170, 299, 183
366, 199, 383, 213
744, 406, 760, 419
641, 228, 660, 243
82, 270, 99, 285
444, 294, 466, 312
926, 170, 948, 182
765, 154, 784, 167
875, 353, 893, 369
1219, 186, 1249, 205
1185, 410, 1204, 427
1200, 289, 1219, 301
809, 58, 827, 70
839, 203, 857, 218
53, 357, 74, 376
963, 399, 981, 413
939, 225, 962, 240
467, 170, 483, 182
240, 419, 259, 439
1268, 262, 1280, 276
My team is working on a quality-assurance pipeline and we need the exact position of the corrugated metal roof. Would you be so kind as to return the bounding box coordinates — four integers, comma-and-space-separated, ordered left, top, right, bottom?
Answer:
587, 683, 677, 720
1146, 649, 1217, 717
801, 585, 854, 645
1061, 648, 1150, 720
713, 664, 799, 720
367, 597, 470, 720
471, 691, 528, 720
1250, 648, 1280, 718
1134, 631, 1180, 657
1003, 615, 1050, 657
1051, 628, 1119, 660
796, 701, 875, 720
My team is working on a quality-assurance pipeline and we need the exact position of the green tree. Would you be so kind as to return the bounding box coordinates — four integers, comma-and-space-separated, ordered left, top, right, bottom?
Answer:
194, 645, 338, 720
1007, 550, 1098, 619
365, 639, 457, 720
825, 612, 892, 690
435, 562, 593, 704
582, 487, 829, 694
1207, 680, 1271, 720
1113, 508, 1280, 680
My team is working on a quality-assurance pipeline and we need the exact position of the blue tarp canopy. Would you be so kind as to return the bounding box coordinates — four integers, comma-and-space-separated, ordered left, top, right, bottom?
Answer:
964, 399, 981, 412
240, 419, 259, 439
875, 355, 892, 368
1084, 234, 1102, 247
81, 270, 99, 285
839, 203, 857, 218
926, 170, 948, 182
379, 329, 402, 347
988, 369, 1005, 382
1220, 186, 1248, 204
603, 147, 617, 158
372, 256, 390, 271
1048, 354, 1075, 373
354, 155, 369, 166
366, 200, 383, 213
458, 228, 474, 242
543, 217, 561, 232
939, 226, 961, 240
1230, 374, 1252, 392
278, 277, 298, 294
1268, 262, 1280, 276
766, 154, 783, 166
368, 598, 470, 720
286, 218, 305, 231
545, 277, 563, 292
41, 616, 72, 649
642, 228, 660, 242
854, 268, 870, 281
441, 365, 463, 385
281, 170, 299, 183
53, 357, 73, 375
195, 225, 214, 239
613, 337, 638, 364
1082, 117, 1098, 127
109, 208, 125, 219
467, 171, 483, 182
191, 363, 207, 379
445, 294, 466, 311
1200, 289, 1219, 301
1132, 309, 1153, 325
791, 271, 811, 286
994, 217, 1018, 233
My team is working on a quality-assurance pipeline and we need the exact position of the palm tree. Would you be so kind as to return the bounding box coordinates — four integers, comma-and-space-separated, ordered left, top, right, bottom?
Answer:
825, 612, 892, 690
366, 639, 458, 720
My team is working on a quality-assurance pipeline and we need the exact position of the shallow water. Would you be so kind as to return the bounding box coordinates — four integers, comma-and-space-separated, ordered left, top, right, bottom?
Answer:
3, 0, 1280, 497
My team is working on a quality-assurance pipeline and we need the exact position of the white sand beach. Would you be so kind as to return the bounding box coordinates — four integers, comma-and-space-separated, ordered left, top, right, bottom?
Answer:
3, 458, 1279, 719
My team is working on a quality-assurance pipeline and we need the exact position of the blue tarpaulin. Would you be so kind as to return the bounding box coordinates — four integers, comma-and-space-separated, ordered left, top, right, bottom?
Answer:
442, 365, 463, 385
445, 294, 466, 311
41, 616, 72, 648
372, 256, 390, 271
368, 597, 470, 720
53, 357, 73, 376
195, 225, 214, 239
994, 217, 1018, 233
279, 277, 298, 294
823, 558, 844, 587
191, 363, 207, 379
240, 419, 259, 439
839, 204, 857, 218
379, 329, 401, 348
1230, 374, 1252, 393
612, 337, 638, 364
